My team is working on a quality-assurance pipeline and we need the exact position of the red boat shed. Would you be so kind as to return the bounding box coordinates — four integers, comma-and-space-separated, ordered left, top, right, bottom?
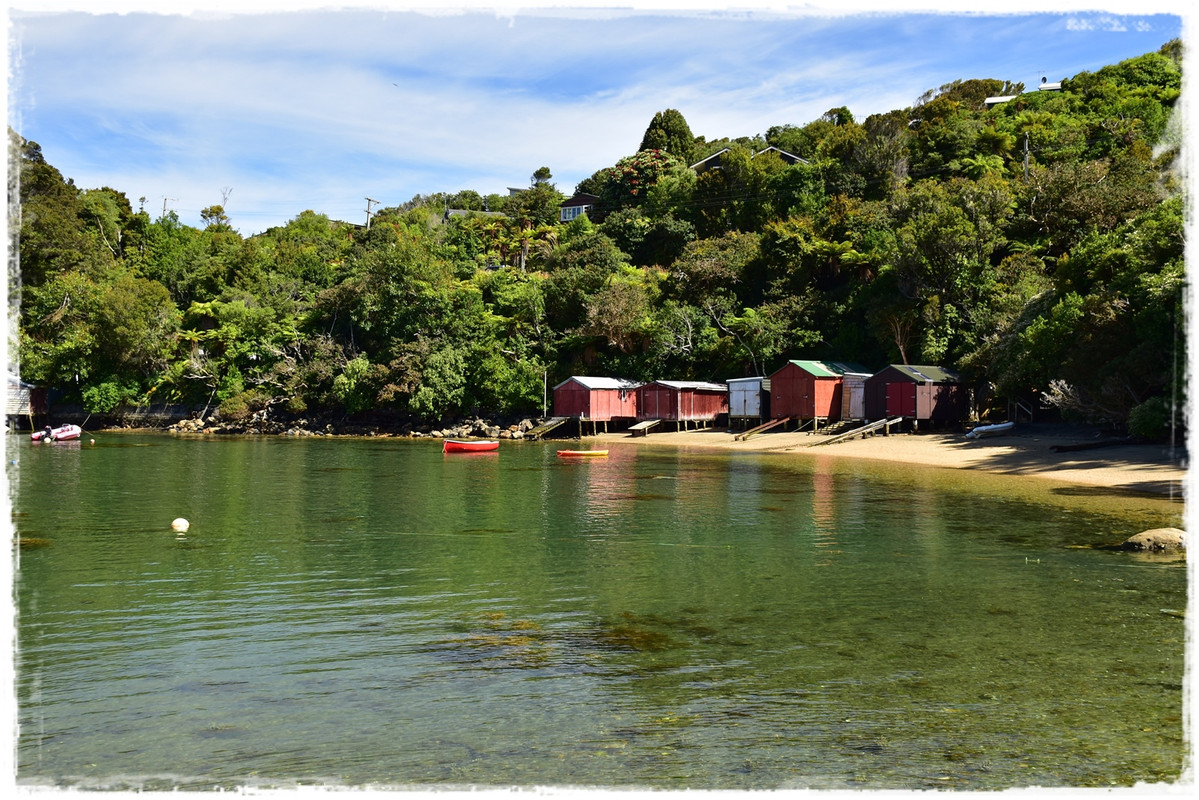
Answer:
635, 380, 728, 430
552, 376, 640, 422
864, 364, 968, 426
768, 360, 870, 424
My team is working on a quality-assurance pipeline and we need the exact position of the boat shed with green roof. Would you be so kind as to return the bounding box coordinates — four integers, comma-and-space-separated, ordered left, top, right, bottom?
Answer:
768, 360, 871, 424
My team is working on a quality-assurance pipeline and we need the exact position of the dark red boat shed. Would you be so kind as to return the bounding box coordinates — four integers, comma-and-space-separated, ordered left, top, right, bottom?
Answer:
553, 376, 640, 421
636, 380, 728, 430
768, 359, 870, 423
864, 365, 968, 425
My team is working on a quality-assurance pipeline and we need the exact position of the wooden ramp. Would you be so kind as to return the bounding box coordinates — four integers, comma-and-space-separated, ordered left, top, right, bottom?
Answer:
734, 416, 791, 441
808, 417, 903, 447
627, 419, 661, 437
526, 417, 569, 439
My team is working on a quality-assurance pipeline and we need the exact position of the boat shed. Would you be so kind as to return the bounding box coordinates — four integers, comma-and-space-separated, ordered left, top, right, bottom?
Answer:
863, 364, 968, 426
636, 380, 728, 430
7, 373, 46, 427
839, 371, 873, 422
727, 376, 770, 429
553, 376, 640, 429
768, 360, 871, 427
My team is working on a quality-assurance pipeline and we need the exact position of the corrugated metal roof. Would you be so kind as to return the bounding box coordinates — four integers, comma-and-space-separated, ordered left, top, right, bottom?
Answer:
786, 360, 871, 378
553, 376, 641, 391
725, 376, 766, 385
651, 380, 728, 392
888, 364, 962, 383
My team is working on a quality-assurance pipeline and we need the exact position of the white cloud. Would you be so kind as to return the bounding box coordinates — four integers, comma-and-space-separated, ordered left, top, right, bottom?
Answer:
8, 4, 1187, 233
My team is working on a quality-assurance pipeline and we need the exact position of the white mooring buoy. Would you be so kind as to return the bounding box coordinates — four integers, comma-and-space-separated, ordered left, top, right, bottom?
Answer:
171, 518, 190, 532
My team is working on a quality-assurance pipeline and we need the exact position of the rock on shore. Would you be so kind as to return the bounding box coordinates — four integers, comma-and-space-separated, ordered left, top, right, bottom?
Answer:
168, 409, 540, 440
1121, 528, 1186, 551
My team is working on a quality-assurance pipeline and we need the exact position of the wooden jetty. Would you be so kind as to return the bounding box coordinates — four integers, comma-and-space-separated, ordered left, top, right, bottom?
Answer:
627, 419, 661, 437
526, 417, 569, 440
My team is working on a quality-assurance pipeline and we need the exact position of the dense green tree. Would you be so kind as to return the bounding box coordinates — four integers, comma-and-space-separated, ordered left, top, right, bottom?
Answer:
639, 109, 696, 164
11, 43, 1183, 431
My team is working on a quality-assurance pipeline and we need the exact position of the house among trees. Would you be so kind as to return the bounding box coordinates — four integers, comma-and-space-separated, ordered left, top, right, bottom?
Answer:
689, 146, 808, 173
986, 76, 1063, 108
864, 365, 969, 427
559, 192, 602, 223
754, 145, 807, 165
768, 360, 870, 429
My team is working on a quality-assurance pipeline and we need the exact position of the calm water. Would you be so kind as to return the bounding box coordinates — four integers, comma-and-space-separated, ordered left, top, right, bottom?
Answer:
8, 433, 1188, 790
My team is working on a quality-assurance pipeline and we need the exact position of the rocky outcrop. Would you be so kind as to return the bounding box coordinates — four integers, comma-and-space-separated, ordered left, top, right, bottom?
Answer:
168, 409, 543, 440
1121, 528, 1186, 551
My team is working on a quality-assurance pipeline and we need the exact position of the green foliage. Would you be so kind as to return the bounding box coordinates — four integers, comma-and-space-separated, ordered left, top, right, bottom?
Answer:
1127, 396, 1177, 441
13, 44, 1183, 429
81, 379, 142, 413
639, 109, 696, 164
409, 347, 467, 419
332, 354, 376, 414
595, 149, 684, 211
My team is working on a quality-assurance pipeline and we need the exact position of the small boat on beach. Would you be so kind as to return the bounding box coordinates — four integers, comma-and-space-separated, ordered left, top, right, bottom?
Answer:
31, 424, 82, 442
965, 421, 1014, 440
557, 449, 608, 458
443, 439, 499, 453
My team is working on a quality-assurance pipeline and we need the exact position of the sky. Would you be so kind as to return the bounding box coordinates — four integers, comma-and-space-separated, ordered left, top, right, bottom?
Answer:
3, 1, 1191, 236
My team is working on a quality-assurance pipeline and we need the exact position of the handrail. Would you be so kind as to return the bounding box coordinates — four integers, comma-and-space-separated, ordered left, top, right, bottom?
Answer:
808, 417, 903, 447
734, 416, 791, 441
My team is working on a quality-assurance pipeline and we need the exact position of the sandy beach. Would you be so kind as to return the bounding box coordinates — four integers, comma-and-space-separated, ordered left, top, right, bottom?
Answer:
589, 423, 1189, 499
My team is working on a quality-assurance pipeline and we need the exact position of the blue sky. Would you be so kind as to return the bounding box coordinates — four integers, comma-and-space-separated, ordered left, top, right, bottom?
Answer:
5, 1, 1189, 235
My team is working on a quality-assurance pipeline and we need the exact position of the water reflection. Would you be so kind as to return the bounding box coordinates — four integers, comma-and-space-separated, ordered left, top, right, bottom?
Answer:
11, 434, 1186, 790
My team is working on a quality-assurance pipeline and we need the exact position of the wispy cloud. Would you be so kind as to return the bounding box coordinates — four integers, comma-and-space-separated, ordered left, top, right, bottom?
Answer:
7, 3, 1185, 233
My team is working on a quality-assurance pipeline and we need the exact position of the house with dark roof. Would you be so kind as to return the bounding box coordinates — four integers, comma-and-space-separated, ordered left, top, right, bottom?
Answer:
559, 192, 602, 223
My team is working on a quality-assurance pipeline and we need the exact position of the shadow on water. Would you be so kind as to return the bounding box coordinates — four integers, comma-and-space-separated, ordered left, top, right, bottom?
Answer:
1049, 482, 1183, 498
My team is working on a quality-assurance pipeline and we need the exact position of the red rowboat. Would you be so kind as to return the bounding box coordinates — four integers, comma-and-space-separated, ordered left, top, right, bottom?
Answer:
31, 424, 83, 442
443, 439, 499, 453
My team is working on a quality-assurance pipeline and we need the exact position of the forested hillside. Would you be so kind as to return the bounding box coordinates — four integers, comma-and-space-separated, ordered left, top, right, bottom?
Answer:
10, 41, 1185, 436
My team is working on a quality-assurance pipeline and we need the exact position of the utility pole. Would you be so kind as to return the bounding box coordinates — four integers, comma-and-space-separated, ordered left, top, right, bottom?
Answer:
161, 196, 177, 219
365, 197, 379, 230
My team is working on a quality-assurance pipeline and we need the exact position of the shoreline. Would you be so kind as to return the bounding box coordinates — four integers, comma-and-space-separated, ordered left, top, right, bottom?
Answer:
584, 425, 1189, 499
78, 418, 1188, 500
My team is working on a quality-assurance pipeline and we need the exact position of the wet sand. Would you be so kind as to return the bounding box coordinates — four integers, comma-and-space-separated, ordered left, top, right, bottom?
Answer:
588, 424, 1188, 499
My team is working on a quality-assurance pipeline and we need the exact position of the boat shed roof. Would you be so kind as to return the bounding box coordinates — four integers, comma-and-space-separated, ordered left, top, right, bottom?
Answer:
553, 375, 642, 391
784, 360, 871, 378
651, 380, 728, 392
886, 364, 962, 383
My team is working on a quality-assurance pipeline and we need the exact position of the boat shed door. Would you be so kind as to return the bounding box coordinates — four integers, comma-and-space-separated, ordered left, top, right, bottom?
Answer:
885, 382, 917, 417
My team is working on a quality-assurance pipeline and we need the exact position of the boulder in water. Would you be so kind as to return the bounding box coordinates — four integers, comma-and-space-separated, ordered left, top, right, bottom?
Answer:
1121, 528, 1185, 551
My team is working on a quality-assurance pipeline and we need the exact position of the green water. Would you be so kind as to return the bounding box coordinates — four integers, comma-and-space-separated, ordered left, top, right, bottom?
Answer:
8, 433, 1188, 790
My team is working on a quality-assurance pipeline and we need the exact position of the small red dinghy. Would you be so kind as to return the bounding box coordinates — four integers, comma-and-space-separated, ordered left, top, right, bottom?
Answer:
443, 439, 499, 453
31, 424, 82, 442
